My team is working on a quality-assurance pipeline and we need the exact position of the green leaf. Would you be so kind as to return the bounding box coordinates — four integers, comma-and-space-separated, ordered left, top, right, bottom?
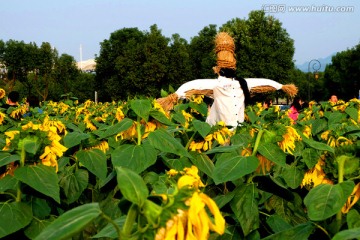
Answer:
311, 118, 327, 135
327, 111, 346, 125
189, 101, 208, 115
332, 227, 360, 240
345, 106, 358, 122
230, 184, 259, 236
115, 167, 149, 206
189, 151, 214, 178
147, 129, 191, 158
258, 143, 287, 167
0, 202, 33, 238
162, 156, 192, 171
150, 110, 174, 126
130, 99, 152, 121
192, 119, 211, 138
24, 218, 53, 240
0, 152, 20, 167
347, 209, 360, 229
92, 216, 126, 239
14, 165, 60, 203
301, 148, 320, 168
34, 203, 101, 240
111, 141, 157, 174
262, 222, 314, 240
266, 215, 292, 233
76, 149, 107, 180
282, 165, 305, 189
300, 133, 334, 153
94, 118, 133, 139
0, 174, 18, 191
59, 169, 89, 204
213, 153, 258, 184
31, 197, 51, 219
63, 131, 89, 148
23, 136, 41, 155
304, 181, 354, 221
205, 144, 243, 154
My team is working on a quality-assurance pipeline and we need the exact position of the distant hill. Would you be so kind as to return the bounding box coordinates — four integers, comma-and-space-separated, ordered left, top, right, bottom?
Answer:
295, 54, 335, 72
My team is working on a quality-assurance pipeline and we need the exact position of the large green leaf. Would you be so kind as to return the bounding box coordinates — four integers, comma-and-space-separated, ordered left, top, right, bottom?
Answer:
130, 99, 152, 121
0, 174, 18, 191
150, 110, 174, 126
230, 184, 259, 236
147, 129, 191, 158
213, 153, 258, 184
14, 165, 60, 203
0, 152, 20, 167
347, 209, 360, 229
111, 141, 157, 174
311, 118, 327, 135
115, 167, 149, 206
304, 181, 354, 221
189, 151, 214, 178
0, 202, 33, 238
31, 197, 51, 219
301, 147, 320, 168
24, 218, 53, 240
34, 203, 101, 240
59, 169, 89, 204
22, 136, 41, 155
332, 227, 360, 240
345, 106, 359, 122
63, 131, 89, 148
300, 133, 334, 153
92, 216, 126, 239
262, 222, 314, 240
258, 142, 287, 167
94, 118, 133, 139
281, 165, 305, 189
266, 214, 292, 233
192, 119, 211, 138
76, 149, 107, 180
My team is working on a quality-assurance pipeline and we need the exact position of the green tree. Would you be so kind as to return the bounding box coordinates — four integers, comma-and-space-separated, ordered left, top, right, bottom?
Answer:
188, 24, 217, 79
324, 43, 360, 100
221, 10, 295, 83
167, 34, 193, 90
96, 27, 145, 101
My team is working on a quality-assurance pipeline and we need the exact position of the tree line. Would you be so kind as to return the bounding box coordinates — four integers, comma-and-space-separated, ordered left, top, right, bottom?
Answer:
0, 10, 359, 103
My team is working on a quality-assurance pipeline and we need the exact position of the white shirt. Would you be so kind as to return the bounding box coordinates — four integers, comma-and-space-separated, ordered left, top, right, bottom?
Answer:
175, 77, 283, 127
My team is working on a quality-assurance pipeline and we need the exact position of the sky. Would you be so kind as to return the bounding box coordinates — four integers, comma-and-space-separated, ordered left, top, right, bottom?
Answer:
1, 0, 359, 65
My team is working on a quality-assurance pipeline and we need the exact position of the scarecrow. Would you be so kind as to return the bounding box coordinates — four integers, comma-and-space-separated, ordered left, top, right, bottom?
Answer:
157, 32, 297, 128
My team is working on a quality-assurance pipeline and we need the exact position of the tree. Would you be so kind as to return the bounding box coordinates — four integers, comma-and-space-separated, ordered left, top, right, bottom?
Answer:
188, 24, 217, 79
324, 43, 360, 100
221, 10, 295, 83
96, 27, 145, 101
167, 34, 193, 90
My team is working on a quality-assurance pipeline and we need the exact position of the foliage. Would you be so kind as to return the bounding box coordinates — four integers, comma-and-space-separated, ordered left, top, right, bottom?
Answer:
1, 89, 360, 239
324, 43, 360, 101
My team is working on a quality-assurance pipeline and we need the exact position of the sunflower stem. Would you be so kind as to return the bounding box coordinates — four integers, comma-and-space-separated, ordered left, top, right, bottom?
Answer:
336, 157, 345, 232
122, 203, 138, 237
252, 129, 264, 157
16, 142, 26, 202
136, 117, 142, 146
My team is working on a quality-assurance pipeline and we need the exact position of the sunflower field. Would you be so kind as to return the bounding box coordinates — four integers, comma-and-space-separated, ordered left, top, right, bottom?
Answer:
1, 89, 360, 240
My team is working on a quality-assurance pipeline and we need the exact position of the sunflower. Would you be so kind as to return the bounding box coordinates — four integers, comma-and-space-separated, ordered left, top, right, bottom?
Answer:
0, 88, 5, 99
301, 159, 333, 189
278, 126, 301, 155
155, 166, 225, 239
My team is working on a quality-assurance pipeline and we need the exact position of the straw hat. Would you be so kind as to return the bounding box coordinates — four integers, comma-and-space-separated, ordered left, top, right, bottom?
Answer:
213, 32, 236, 74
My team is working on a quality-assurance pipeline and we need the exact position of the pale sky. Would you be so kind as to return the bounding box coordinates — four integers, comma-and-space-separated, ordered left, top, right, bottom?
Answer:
1, 0, 359, 65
